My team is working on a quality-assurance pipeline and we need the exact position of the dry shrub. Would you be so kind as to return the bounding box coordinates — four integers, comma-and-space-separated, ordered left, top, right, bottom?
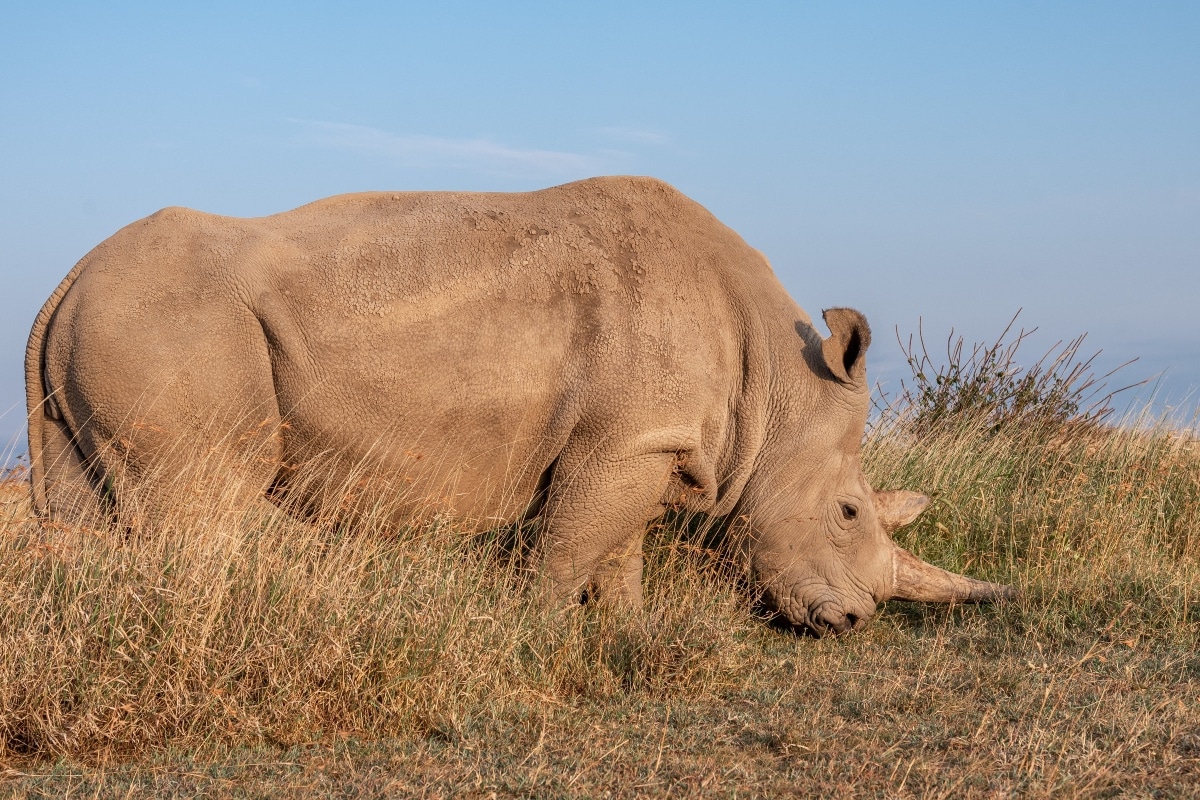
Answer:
889, 311, 1145, 436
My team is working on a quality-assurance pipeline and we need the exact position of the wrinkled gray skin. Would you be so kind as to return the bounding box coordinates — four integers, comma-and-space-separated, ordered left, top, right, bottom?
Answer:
27, 176, 1014, 634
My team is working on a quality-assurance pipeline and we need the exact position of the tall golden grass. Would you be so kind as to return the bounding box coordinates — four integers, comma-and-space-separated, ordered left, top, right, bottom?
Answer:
0, 443, 753, 762
2, 325, 1198, 794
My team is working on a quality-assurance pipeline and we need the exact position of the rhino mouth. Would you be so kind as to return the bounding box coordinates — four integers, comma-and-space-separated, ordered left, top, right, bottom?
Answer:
809, 602, 868, 635
758, 587, 873, 637
764, 607, 866, 638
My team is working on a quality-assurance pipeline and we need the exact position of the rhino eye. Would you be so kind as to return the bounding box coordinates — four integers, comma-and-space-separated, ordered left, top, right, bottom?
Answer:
840, 503, 859, 521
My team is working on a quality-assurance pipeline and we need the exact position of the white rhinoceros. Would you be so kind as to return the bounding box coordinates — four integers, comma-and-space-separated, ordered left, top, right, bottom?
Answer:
26, 176, 1013, 633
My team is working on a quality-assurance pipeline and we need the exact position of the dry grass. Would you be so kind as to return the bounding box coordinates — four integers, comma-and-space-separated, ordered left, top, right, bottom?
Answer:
1, 407, 1199, 796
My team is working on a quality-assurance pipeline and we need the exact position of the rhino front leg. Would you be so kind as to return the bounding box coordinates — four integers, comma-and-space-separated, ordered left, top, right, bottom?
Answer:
589, 536, 647, 609
538, 449, 675, 610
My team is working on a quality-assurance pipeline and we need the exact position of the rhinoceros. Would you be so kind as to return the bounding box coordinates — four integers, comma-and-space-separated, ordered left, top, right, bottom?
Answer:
26, 176, 1013, 633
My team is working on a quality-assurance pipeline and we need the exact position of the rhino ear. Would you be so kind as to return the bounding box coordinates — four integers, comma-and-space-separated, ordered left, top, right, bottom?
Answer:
875, 490, 930, 532
821, 308, 872, 385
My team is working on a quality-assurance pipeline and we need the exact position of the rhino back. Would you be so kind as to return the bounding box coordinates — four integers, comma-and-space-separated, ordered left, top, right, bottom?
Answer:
47, 177, 791, 523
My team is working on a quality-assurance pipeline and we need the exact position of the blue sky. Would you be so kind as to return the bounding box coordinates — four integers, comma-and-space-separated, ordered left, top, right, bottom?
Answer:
2, 2, 1198, 452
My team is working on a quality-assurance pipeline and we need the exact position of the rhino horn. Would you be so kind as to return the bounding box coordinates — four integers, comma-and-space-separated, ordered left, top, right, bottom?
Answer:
888, 546, 1018, 603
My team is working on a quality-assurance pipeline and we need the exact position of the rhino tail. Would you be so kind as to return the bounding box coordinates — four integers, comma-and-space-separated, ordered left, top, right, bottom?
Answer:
25, 257, 90, 517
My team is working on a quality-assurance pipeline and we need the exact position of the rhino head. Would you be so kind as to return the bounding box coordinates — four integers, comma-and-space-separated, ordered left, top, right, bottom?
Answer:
739, 308, 1015, 635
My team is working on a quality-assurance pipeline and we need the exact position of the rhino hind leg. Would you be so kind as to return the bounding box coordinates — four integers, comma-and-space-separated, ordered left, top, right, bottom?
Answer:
37, 412, 109, 527
43, 301, 286, 531
103, 409, 284, 530
43, 384, 286, 532
538, 449, 674, 610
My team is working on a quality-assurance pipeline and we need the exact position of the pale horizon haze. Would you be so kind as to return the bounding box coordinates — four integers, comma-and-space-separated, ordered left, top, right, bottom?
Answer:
2, 2, 1198, 458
